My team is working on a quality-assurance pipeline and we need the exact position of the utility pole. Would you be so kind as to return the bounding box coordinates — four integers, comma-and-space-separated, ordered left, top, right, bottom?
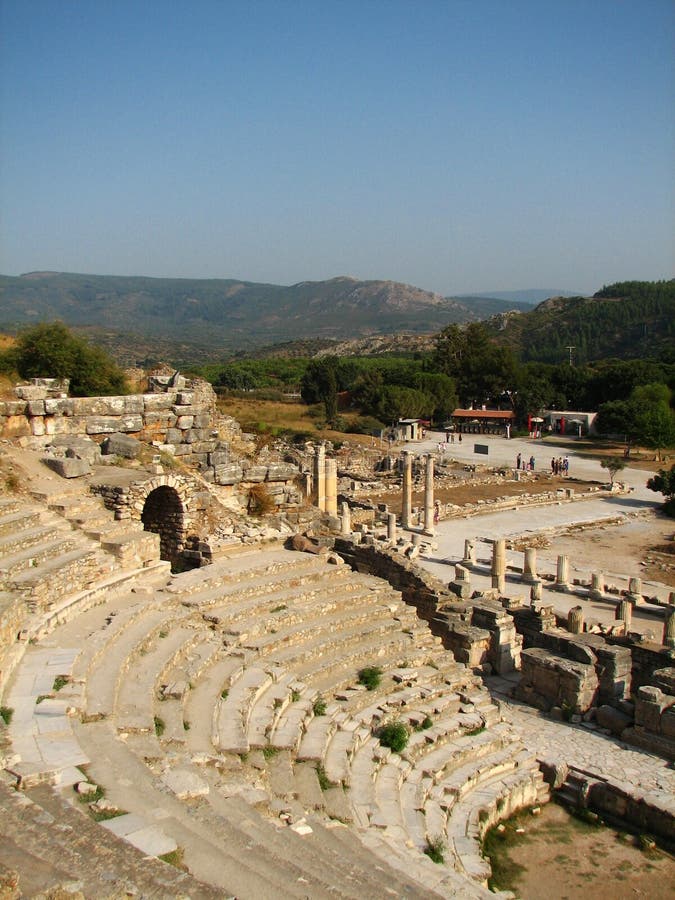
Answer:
565, 346, 575, 366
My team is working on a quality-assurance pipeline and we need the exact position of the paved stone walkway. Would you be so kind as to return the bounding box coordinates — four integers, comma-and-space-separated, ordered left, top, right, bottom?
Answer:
487, 676, 675, 800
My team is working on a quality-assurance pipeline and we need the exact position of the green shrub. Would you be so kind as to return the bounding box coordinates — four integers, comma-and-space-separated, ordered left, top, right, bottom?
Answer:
414, 715, 433, 732
357, 666, 382, 691
0, 706, 14, 725
378, 722, 409, 753
153, 715, 165, 737
424, 834, 446, 864
316, 763, 336, 791
312, 696, 327, 716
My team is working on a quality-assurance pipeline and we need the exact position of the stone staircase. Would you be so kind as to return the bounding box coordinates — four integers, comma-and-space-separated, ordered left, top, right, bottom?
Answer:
0, 488, 543, 897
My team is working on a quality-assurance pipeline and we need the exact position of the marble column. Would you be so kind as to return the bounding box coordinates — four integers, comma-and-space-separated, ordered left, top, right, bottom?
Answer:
313, 444, 326, 512
324, 458, 338, 517
461, 539, 476, 568
522, 547, 538, 584
589, 572, 605, 600
529, 579, 543, 605
626, 576, 642, 604
387, 512, 397, 543
401, 451, 413, 529
663, 605, 675, 649
568, 606, 585, 634
423, 454, 435, 535
340, 500, 351, 535
616, 599, 632, 631
554, 554, 570, 592
491, 539, 506, 579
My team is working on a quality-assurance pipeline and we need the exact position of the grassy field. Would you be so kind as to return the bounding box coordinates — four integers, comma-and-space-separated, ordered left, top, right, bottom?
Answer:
217, 394, 387, 448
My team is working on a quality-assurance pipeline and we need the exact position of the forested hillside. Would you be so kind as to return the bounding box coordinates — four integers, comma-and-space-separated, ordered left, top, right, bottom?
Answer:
487, 280, 675, 364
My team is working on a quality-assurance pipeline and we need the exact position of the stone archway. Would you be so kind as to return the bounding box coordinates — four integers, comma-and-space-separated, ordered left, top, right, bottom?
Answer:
141, 485, 186, 570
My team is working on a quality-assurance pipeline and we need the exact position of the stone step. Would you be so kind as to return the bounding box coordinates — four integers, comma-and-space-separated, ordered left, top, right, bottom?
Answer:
114, 619, 199, 732
297, 712, 339, 762
100, 529, 161, 566
0, 517, 68, 556
241, 596, 408, 657
167, 549, 329, 600
270, 696, 316, 750
214, 665, 275, 753
0, 533, 91, 582
208, 578, 392, 640
0, 506, 46, 538
9, 546, 115, 610
182, 653, 246, 755
84, 607, 177, 718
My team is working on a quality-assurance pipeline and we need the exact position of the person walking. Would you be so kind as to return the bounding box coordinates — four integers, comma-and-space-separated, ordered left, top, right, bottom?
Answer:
517, 452, 522, 470
529, 455, 535, 471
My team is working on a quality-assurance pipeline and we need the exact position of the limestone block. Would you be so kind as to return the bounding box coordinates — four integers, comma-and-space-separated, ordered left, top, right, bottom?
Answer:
86, 415, 143, 434
595, 705, 632, 736
44, 457, 91, 478
214, 464, 243, 485
243, 465, 268, 483
661, 706, 675, 739
194, 413, 211, 428
142, 392, 177, 410
165, 427, 182, 444
1, 415, 31, 438
28, 400, 46, 416
44, 397, 74, 415
49, 435, 102, 463
634, 686, 665, 732
102, 432, 142, 459
175, 415, 194, 429
191, 440, 217, 454
0, 400, 28, 416
14, 385, 48, 401
176, 391, 194, 405
31, 417, 47, 436
172, 443, 192, 455
207, 450, 228, 468
266, 463, 299, 482
172, 405, 202, 417
72, 395, 144, 416
143, 411, 176, 427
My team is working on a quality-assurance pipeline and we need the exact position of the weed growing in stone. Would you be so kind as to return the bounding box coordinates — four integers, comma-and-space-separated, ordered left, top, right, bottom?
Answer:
290, 689, 301, 703
159, 847, 186, 870
358, 666, 382, 691
465, 724, 486, 737
312, 696, 327, 716
270, 604, 287, 613
52, 675, 69, 692
221, 688, 229, 699
183, 720, 191, 731
76, 785, 105, 804
424, 835, 446, 864
154, 715, 165, 737
262, 746, 279, 760
316, 763, 336, 791
378, 721, 409, 753
414, 716, 433, 732
0, 706, 13, 725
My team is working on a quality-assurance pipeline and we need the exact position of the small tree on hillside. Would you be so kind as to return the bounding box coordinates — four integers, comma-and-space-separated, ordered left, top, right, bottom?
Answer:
14, 322, 128, 397
600, 456, 626, 486
647, 464, 675, 517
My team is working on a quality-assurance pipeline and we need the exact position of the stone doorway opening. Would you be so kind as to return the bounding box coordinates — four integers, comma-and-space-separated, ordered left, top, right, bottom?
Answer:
141, 485, 185, 571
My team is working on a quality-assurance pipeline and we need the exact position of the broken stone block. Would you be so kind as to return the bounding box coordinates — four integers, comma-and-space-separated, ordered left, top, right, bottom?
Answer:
101, 432, 142, 459
44, 457, 91, 478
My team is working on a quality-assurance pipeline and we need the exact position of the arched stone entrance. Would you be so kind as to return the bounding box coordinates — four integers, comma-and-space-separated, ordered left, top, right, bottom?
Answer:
141, 485, 186, 570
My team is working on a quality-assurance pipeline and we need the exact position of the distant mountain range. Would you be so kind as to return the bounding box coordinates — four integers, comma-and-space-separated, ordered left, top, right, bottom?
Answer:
0, 271, 541, 361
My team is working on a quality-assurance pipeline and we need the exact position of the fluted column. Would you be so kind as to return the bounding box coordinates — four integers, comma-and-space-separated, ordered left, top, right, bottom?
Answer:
324, 458, 338, 517
423, 454, 434, 535
401, 451, 413, 529
313, 444, 326, 511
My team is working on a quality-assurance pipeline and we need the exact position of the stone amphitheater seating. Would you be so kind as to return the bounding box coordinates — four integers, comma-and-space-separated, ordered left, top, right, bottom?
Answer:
0, 485, 547, 898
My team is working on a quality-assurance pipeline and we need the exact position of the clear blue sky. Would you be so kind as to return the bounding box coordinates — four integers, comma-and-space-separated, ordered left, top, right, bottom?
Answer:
1, 0, 673, 295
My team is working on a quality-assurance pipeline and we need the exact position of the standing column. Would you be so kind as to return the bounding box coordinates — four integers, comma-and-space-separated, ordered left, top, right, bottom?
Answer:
313, 444, 326, 511
522, 547, 538, 583
491, 539, 506, 594
627, 576, 642, 604
325, 458, 338, 517
589, 572, 605, 600
387, 512, 397, 543
340, 500, 351, 535
663, 604, 675, 649
616, 599, 633, 632
423, 454, 435, 535
555, 555, 570, 592
401, 451, 413, 530
461, 539, 476, 568
568, 606, 585, 634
